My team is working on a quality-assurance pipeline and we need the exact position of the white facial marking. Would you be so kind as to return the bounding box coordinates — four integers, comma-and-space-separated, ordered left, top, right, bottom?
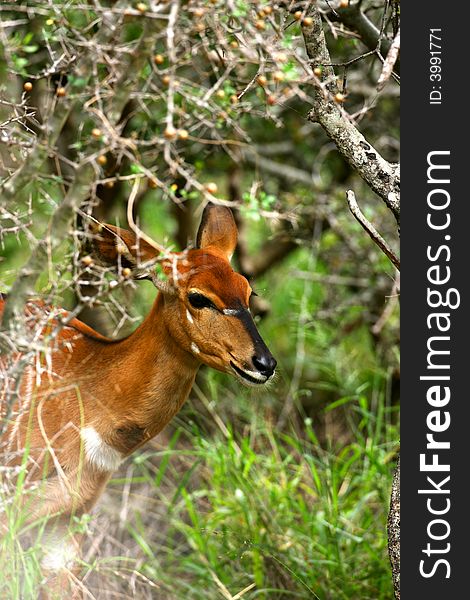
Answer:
41, 536, 77, 571
238, 369, 266, 382
223, 308, 240, 316
191, 342, 200, 355
186, 309, 194, 324
80, 426, 123, 472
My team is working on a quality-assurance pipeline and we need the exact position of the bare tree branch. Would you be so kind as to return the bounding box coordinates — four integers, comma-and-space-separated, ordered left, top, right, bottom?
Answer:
346, 190, 399, 270
301, 5, 400, 224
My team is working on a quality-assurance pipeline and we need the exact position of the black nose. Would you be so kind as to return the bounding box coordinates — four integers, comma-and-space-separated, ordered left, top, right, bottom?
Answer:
252, 353, 277, 377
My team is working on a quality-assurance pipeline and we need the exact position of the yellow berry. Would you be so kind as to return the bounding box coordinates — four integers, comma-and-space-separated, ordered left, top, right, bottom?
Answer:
205, 182, 218, 194
313, 67, 322, 77
91, 128, 102, 139
162, 75, 171, 85
339, 0, 349, 7
302, 17, 313, 27
264, 6, 273, 15
104, 180, 115, 189
257, 75, 268, 86
216, 89, 226, 99
170, 183, 178, 192
122, 267, 132, 278
274, 52, 287, 63
154, 54, 164, 65
294, 11, 302, 20
230, 94, 239, 104
56, 87, 66, 97
23, 82, 33, 92
81, 255, 93, 267
273, 70, 285, 83
97, 155, 107, 166
255, 19, 266, 31
194, 7, 205, 17
334, 92, 346, 103
178, 129, 189, 140
164, 126, 176, 140
230, 40, 239, 49
136, 2, 147, 13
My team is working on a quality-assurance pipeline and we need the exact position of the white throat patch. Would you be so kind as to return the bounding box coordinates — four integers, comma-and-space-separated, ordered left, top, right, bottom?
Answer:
80, 427, 123, 472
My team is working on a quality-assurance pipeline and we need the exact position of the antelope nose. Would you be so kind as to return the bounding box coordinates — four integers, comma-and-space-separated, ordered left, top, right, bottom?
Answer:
252, 353, 277, 377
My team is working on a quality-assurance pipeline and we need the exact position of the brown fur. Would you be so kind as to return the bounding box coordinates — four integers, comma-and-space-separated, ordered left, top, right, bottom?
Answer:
0, 205, 275, 593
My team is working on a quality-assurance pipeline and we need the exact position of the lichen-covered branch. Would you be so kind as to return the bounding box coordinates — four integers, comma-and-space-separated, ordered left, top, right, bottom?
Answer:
388, 457, 400, 600
301, 4, 400, 225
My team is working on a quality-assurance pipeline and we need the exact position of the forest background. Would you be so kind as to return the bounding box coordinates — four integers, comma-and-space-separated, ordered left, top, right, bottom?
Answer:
0, 1, 400, 598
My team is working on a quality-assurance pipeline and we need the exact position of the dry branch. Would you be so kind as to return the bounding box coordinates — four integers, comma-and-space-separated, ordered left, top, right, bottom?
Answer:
346, 190, 399, 270
301, 4, 400, 224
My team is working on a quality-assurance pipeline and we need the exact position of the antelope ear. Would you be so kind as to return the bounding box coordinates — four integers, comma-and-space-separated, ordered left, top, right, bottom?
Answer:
196, 204, 238, 261
93, 224, 159, 278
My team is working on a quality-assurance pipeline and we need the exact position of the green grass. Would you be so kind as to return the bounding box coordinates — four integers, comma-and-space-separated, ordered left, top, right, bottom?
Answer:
1, 384, 397, 599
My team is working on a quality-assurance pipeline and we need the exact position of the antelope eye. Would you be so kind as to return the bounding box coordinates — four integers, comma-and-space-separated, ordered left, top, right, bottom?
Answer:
188, 292, 214, 309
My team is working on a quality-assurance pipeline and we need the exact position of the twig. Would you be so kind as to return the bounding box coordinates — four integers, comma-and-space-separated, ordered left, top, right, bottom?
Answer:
346, 190, 399, 270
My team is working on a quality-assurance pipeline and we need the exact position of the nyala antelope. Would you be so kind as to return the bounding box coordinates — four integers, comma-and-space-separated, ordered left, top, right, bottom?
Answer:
0, 204, 276, 594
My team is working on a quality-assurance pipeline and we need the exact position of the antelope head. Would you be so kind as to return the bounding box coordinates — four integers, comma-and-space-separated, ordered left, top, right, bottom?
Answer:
95, 204, 277, 386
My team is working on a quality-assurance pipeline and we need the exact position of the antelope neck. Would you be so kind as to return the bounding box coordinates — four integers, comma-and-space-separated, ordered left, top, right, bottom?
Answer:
93, 294, 199, 429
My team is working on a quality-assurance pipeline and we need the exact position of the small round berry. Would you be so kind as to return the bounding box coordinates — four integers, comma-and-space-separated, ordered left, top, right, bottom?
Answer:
339, 0, 349, 7
161, 75, 171, 85
294, 11, 302, 20
104, 180, 115, 189
257, 75, 268, 86
334, 92, 346, 103
122, 267, 132, 278
313, 67, 322, 77
230, 94, 239, 105
56, 87, 66, 97
91, 128, 102, 139
154, 54, 164, 65
264, 6, 273, 15
274, 51, 287, 63
164, 126, 177, 140
216, 89, 226, 99
230, 40, 239, 49
97, 155, 108, 166
194, 7, 205, 17
255, 19, 266, 31
205, 182, 218, 194
267, 94, 277, 106
81, 255, 94, 267
302, 17, 313, 27
273, 71, 285, 83
148, 177, 158, 189
23, 82, 33, 92
178, 129, 189, 140
136, 2, 147, 13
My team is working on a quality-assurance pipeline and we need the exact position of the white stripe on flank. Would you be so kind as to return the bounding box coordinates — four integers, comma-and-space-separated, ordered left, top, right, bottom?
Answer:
191, 342, 200, 355
80, 427, 123, 472
186, 309, 194, 324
